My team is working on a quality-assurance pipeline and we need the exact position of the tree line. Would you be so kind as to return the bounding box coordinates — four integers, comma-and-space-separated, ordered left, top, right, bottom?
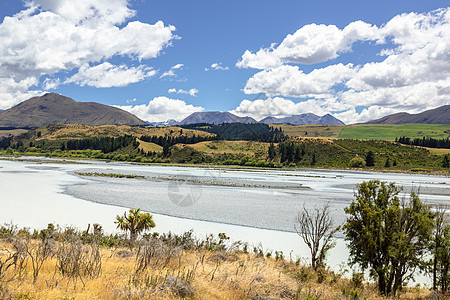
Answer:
139, 133, 220, 148
397, 136, 450, 149
179, 123, 287, 143
64, 135, 138, 153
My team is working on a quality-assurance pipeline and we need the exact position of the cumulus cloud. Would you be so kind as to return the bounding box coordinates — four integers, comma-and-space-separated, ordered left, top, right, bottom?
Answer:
238, 8, 450, 123
160, 64, 184, 78
244, 64, 356, 98
66, 63, 156, 88
237, 21, 379, 69
205, 62, 229, 71
115, 96, 204, 122
0, 0, 176, 108
168, 88, 198, 96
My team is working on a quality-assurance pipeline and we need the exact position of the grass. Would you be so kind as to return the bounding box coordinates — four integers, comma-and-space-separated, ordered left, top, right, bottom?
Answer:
32, 124, 215, 141
136, 139, 162, 153
74, 172, 145, 178
271, 124, 344, 138
339, 123, 450, 140
0, 225, 436, 300
185, 140, 270, 155
0, 128, 28, 137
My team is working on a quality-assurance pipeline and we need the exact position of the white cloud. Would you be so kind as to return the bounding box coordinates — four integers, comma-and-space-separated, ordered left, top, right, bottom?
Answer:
160, 63, 184, 78
0, 0, 176, 108
168, 88, 198, 96
66, 62, 156, 88
237, 21, 379, 69
115, 96, 204, 122
238, 8, 450, 123
205, 62, 229, 71
244, 64, 356, 98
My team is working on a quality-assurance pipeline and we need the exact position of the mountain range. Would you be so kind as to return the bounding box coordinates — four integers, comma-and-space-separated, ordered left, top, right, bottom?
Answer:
259, 113, 344, 125
367, 105, 450, 124
178, 112, 257, 125
178, 111, 344, 125
1, 93, 448, 128
0, 93, 147, 128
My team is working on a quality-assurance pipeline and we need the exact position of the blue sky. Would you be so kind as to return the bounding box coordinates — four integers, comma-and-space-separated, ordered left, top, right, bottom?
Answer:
0, 0, 449, 124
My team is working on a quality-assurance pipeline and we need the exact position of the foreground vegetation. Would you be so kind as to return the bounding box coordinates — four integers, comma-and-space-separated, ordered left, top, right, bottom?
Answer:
1, 181, 448, 299
0, 223, 439, 300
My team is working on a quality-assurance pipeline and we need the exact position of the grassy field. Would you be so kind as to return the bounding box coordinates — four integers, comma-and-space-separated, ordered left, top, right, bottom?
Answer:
339, 123, 450, 140
0, 128, 28, 137
270, 123, 450, 141
272, 124, 344, 138
0, 227, 435, 300
185, 140, 270, 155
31, 124, 214, 141
136, 139, 163, 152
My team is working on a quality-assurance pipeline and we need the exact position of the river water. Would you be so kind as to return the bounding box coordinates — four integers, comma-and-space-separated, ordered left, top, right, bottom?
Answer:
1, 157, 448, 284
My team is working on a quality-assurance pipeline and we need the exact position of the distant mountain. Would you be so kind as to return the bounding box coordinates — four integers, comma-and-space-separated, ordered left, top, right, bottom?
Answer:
178, 112, 256, 125
0, 93, 147, 128
241, 116, 258, 123
367, 105, 450, 124
260, 113, 345, 125
146, 119, 179, 126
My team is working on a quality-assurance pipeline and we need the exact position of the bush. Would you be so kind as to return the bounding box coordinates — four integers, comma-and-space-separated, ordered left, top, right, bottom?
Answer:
349, 156, 366, 168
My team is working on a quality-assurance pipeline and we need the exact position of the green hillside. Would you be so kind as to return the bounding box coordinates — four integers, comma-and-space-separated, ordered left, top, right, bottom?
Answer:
339, 124, 450, 140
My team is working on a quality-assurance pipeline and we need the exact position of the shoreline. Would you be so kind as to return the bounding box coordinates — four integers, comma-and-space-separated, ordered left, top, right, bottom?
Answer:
1, 154, 449, 177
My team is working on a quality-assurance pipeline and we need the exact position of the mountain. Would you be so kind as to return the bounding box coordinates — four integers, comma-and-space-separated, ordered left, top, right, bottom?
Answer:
367, 105, 450, 124
178, 112, 256, 125
241, 116, 257, 123
260, 113, 345, 125
0, 93, 147, 128
146, 119, 179, 126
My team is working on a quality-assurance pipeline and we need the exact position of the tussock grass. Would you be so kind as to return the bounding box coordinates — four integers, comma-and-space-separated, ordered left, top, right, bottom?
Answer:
0, 225, 436, 300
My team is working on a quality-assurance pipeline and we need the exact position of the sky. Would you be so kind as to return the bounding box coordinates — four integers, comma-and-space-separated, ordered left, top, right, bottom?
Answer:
0, 0, 449, 124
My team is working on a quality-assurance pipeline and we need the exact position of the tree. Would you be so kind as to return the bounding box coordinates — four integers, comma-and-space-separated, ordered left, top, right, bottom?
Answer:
343, 181, 434, 296
295, 203, 337, 270
349, 156, 366, 168
365, 151, 375, 167
268, 143, 276, 160
430, 205, 450, 293
384, 157, 391, 168
115, 208, 155, 243
442, 154, 450, 168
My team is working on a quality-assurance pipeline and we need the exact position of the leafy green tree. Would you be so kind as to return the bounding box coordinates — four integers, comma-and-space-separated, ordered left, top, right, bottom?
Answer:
349, 156, 366, 168
430, 205, 449, 293
365, 151, 375, 167
343, 180, 434, 296
115, 208, 155, 242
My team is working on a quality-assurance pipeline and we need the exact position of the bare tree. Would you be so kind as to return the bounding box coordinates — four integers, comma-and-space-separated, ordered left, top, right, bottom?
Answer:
295, 203, 337, 270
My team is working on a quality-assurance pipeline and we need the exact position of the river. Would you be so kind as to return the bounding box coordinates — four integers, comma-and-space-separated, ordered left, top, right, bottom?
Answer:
1, 157, 448, 284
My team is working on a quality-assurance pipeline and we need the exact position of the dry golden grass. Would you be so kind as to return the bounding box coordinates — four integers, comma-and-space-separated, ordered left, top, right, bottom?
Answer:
35, 124, 214, 141
184, 140, 270, 155
136, 139, 163, 153
0, 240, 435, 300
271, 124, 344, 138
0, 129, 28, 137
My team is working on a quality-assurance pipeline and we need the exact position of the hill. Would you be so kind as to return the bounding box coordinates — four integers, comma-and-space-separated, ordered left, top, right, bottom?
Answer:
178, 112, 256, 125
0, 93, 147, 128
260, 113, 344, 125
367, 105, 450, 124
